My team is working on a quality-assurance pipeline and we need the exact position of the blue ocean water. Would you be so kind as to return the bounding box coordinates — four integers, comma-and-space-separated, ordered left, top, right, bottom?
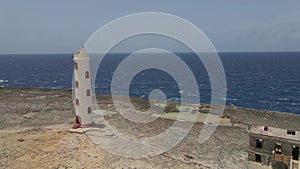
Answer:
0, 52, 299, 114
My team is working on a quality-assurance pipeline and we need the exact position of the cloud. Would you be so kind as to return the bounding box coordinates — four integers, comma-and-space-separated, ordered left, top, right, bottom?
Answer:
212, 10, 300, 51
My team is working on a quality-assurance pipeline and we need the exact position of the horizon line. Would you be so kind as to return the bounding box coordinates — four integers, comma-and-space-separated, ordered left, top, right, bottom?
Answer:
0, 50, 300, 55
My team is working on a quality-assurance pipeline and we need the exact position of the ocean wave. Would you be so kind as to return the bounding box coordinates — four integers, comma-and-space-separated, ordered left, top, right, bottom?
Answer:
226, 98, 238, 101
278, 98, 290, 101
168, 97, 181, 102
0, 79, 8, 83
257, 100, 269, 104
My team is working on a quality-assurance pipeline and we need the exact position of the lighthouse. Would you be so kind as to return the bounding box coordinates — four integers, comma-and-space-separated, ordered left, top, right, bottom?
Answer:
72, 47, 95, 128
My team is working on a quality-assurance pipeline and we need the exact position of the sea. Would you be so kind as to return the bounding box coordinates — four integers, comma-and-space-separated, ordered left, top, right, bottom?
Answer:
0, 52, 299, 114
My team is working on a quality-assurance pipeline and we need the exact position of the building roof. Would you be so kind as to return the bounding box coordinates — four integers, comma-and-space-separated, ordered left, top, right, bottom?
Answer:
250, 126, 300, 142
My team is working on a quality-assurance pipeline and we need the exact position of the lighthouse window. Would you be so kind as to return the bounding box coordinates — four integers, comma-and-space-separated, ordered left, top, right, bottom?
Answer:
85, 71, 89, 79
75, 81, 79, 88
75, 99, 79, 106
87, 107, 92, 114
74, 62, 78, 70
86, 89, 91, 96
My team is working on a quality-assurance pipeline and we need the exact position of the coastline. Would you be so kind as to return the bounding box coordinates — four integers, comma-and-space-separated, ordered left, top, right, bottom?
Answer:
1, 87, 299, 130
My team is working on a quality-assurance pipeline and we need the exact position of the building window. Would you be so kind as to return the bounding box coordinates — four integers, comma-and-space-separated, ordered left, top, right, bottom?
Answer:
275, 143, 282, 154
87, 107, 92, 114
292, 146, 299, 160
287, 130, 296, 135
75, 81, 79, 88
85, 71, 89, 79
76, 99, 79, 106
255, 154, 261, 162
256, 139, 262, 148
86, 89, 91, 96
74, 62, 78, 70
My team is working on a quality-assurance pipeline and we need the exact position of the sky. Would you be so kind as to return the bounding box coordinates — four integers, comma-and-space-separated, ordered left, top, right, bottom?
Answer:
0, 0, 300, 53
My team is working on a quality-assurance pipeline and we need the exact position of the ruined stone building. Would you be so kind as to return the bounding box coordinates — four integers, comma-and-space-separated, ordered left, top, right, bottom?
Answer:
248, 126, 300, 169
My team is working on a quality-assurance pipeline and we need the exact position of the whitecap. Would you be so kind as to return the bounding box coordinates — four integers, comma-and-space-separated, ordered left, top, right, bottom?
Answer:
226, 98, 238, 101
0, 79, 8, 83
257, 100, 268, 104
278, 98, 289, 101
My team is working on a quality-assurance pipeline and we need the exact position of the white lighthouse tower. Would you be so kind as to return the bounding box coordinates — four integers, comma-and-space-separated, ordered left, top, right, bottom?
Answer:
72, 47, 95, 128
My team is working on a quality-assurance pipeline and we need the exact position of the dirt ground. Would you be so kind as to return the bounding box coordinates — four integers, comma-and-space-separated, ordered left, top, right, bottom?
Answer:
1, 88, 299, 169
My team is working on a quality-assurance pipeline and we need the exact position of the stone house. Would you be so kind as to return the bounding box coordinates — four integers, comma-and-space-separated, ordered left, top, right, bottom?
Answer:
248, 126, 300, 169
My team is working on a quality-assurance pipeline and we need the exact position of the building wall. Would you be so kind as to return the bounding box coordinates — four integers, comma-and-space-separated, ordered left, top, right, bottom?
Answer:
250, 133, 300, 156
249, 133, 300, 168
248, 150, 272, 165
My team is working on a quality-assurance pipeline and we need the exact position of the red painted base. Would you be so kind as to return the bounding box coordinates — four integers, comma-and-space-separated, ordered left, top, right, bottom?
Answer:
72, 115, 95, 129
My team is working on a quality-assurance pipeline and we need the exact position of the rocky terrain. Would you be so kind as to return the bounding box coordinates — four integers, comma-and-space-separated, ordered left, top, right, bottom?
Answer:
0, 88, 300, 169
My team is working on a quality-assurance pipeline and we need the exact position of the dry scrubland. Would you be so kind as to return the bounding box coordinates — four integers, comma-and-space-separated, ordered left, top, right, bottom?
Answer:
0, 88, 300, 169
